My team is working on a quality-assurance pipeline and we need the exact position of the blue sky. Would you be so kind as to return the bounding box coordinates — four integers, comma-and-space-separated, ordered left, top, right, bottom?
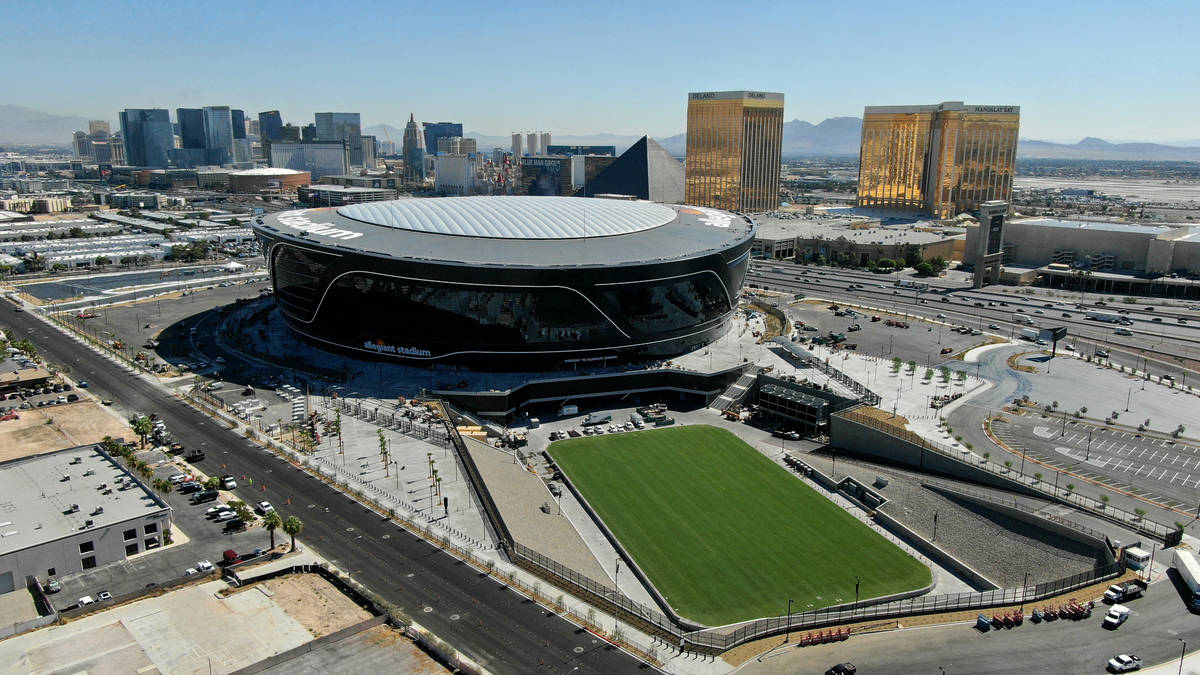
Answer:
12, 0, 1200, 142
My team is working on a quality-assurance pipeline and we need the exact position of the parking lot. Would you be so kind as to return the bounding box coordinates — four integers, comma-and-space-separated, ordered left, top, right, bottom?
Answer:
50, 441, 274, 608
994, 416, 1200, 509
776, 299, 993, 365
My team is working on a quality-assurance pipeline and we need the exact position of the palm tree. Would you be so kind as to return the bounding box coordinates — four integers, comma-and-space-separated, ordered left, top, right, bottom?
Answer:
283, 516, 303, 552
263, 511, 282, 550
129, 415, 153, 448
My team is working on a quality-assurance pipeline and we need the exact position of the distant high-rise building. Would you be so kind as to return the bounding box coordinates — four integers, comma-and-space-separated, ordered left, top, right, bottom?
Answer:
423, 122, 463, 156
176, 108, 206, 150
520, 156, 571, 195
360, 135, 377, 168
266, 140, 349, 180
72, 131, 90, 159
436, 137, 477, 155
540, 132, 551, 155
108, 132, 125, 164
684, 90, 784, 212
201, 106, 235, 166
231, 109, 246, 139
547, 145, 616, 157
88, 120, 110, 136
280, 124, 301, 143
258, 110, 284, 142
511, 133, 523, 158
402, 113, 425, 181
119, 108, 173, 167
526, 133, 539, 156
856, 101, 1020, 219
301, 124, 317, 142
247, 119, 260, 136
315, 112, 369, 166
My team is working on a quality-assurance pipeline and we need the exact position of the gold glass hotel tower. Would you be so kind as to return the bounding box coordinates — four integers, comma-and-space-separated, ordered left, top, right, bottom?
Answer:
685, 90, 784, 212
856, 102, 1020, 219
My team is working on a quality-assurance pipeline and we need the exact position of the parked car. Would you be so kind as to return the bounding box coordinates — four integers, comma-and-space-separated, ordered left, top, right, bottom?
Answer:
222, 549, 242, 565
214, 510, 238, 522
168, 473, 189, 485
1107, 654, 1141, 672
77, 596, 95, 607
196, 560, 215, 572
97, 591, 112, 601
45, 578, 61, 593
826, 664, 857, 675
256, 501, 274, 515
178, 482, 203, 494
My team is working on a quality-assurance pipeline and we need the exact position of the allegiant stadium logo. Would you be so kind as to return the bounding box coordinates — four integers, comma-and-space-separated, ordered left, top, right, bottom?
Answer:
363, 340, 432, 357
277, 211, 363, 241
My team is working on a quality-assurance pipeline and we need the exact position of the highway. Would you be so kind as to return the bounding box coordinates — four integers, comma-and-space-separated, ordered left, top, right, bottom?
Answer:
4, 306, 647, 675
745, 262, 1200, 382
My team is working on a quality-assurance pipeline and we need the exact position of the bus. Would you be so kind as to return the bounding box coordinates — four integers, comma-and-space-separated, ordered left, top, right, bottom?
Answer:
895, 279, 930, 291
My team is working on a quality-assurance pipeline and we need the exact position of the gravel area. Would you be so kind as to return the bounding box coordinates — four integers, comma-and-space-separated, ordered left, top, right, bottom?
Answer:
800, 452, 1104, 587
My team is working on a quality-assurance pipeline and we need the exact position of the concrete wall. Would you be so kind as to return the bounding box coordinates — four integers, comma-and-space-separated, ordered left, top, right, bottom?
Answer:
829, 413, 1046, 498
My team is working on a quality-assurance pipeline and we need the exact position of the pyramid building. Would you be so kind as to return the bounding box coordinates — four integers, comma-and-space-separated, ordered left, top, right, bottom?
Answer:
575, 136, 684, 203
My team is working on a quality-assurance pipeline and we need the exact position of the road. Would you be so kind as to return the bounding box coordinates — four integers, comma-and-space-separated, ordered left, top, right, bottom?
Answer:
5, 306, 647, 675
745, 263, 1200, 383
745, 579, 1200, 674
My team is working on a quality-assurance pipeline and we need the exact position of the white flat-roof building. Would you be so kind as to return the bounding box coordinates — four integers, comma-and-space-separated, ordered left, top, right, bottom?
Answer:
0, 445, 172, 595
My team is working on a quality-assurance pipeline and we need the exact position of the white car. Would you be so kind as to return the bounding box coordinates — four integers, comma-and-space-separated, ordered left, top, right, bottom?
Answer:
78, 596, 94, 606
196, 560, 214, 572
168, 473, 189, 484
1107, 654, 1141, 672
214, 511, 238, 522
184, 567, 198, 576
256, 501, 274, 515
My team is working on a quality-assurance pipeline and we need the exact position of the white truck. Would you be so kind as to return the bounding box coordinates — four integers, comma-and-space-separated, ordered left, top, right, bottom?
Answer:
1020, 328, 1039, 341
1173, 548, 1200, 611
1013, 313, 1035, 325
558, 405, 578, 417
1087, 310, 1123, 323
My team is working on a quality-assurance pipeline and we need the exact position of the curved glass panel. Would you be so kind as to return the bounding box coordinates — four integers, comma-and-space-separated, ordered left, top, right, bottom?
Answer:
271, 245, 338, 321
599, 272, 730, 335
318, 274, 621, 349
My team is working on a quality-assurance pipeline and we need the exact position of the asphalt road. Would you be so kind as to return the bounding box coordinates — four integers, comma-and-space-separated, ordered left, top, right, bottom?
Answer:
746, 263, 1200, 382
744, 578, 1200, 675
4, 305, 648, 675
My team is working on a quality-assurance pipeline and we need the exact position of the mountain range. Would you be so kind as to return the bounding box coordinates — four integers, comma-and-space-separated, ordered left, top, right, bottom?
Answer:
5, 106, 1200, 161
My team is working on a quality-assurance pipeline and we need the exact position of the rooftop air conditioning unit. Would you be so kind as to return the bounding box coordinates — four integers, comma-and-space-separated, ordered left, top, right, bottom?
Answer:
92, 506, 104, 515
83, 469, 95, 477
84, 519, 94, 528
70, 457, 82, 465
68, 504, 79, 513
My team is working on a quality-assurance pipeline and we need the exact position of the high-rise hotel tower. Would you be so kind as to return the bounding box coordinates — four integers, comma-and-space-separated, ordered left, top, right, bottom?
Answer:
856, 101, 1019, 219
685, 91, 784, 213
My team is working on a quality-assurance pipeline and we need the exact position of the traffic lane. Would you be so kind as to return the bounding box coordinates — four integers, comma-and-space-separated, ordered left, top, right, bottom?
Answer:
752, 590, 1194, 675
31, 328, 645, 673
748, 275, 1197, 377
215, 448, 629, 675
3, 311, 639, 673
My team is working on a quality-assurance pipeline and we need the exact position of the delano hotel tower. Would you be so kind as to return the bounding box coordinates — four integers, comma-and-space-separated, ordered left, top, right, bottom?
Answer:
856, 101, 1019, 219
685, 91, 784, 213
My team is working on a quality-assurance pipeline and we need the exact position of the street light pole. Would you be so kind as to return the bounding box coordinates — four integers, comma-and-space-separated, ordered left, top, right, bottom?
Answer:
1178, 638, 1186, 675
1020, 571, 1030, 612
785, 598, 794, 643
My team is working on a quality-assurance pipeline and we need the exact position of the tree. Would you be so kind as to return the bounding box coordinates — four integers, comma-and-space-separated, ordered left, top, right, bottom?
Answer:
283, 516, 303, 551
924, 368, 934, 380
129, 414, 153, 448
263, 511, 282, 550
51, 263, 68, 272
203, 476, 221, 490
94, 255, 111, 267
914, 261, 935, 277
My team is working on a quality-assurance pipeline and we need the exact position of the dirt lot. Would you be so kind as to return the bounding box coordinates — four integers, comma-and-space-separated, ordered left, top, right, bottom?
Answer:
239, 573, 373, 638
0, 400, 130, 460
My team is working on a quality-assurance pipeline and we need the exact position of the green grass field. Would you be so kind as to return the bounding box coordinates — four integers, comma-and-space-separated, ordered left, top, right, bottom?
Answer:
548, 425, 930, 626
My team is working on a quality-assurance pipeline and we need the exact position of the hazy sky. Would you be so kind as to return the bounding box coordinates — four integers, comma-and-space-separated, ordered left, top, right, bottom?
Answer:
13, 0, 1200, 142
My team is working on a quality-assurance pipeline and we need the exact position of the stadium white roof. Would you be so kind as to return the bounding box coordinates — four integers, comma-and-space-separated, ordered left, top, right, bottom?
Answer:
337, 196, 676, 240
232, 167, 305, 176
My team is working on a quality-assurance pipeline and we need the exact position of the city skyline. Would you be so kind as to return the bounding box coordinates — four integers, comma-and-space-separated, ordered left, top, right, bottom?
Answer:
7, 0, 1199, 144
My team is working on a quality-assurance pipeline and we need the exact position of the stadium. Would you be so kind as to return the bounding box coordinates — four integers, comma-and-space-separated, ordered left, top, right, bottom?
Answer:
253, 196, 755, 368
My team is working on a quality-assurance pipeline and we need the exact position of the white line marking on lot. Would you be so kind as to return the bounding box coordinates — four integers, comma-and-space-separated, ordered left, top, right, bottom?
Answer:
1033, 427, 1055, 439
1174, 455, 1184, 465
1150, 451, 1160, 462
1158, 468, 1170, 480
1172, 471, 1182, 483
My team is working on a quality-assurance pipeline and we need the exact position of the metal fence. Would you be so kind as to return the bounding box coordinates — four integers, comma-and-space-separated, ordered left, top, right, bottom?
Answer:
323, 396, 453, 448
835, 407, 1177, 543
810, 356, 881, 406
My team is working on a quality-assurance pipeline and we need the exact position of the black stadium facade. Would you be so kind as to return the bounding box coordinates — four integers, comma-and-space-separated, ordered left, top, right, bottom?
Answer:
253, 196, 755, 368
